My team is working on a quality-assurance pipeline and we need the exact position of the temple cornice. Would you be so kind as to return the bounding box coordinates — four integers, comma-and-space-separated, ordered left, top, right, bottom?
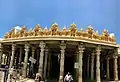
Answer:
1, 23, 117, 47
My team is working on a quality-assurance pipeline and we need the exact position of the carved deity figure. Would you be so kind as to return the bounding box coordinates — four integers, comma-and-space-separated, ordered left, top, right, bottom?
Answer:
79, 28, 88, 38
19, 26, 27, 37
50, 23, 60, 36
69, 24, 77, 36
34, 24, 43, 36
28, 28, 34, 36
93, 30, 100, 40
43, 27, 49, 36
61, 27, 67, 36
86, 25, 94, 39
101, 29, 109, 41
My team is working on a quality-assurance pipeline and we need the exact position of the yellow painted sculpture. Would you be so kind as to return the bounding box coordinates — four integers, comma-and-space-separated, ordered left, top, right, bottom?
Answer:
3, 23, 116, 43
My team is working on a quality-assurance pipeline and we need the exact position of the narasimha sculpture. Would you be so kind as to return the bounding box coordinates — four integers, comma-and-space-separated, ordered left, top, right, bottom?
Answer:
3, 23, 116, 43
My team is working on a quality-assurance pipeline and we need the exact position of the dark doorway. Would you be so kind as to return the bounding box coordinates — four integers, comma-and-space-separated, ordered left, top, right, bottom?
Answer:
50, 54, 60, 80
64, 54, 75, 77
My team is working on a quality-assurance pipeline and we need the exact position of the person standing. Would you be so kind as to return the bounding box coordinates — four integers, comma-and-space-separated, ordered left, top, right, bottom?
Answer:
64, 72, 73, 82
4, 65, 8, 82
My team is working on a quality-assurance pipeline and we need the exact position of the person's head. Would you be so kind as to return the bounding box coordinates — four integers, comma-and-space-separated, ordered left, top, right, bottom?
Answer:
67, 72, 70, 75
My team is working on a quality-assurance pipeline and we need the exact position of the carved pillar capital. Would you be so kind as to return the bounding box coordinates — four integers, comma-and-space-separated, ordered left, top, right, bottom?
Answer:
12, 43, 16, 51
96, 45, 101, 55
60, 41, 66, 50
39, 41, 45, 49
24, 43, 30, 51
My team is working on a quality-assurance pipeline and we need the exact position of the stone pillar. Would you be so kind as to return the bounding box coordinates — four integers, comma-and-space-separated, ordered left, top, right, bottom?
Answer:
38, 41, 45, 77
106, 57, 110, 80
19, 47, 23, 64
0, 43, 3, 67
23, 43, 30, 78
91, 51, 95, 80
31, 46, 35, 74
44, 47, 49, 79
9, 43, 16, 69
59, 41, 66, 82
96, 45, 101, 82
78, 43, 84, 82
113, 55, 118, 81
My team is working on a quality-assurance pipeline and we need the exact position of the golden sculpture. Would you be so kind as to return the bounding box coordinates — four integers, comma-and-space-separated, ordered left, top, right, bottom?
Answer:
50, 23, 60, 36
69, 23, 77, 36
86, 25, 94, 39
28, 28, 34, 36
93, 30, 100, 40
43, 27, 49, 36
19, 26, 27, 37
101, 29, 109, 41
61, 27, 67, 36
3, 23, 116, 43
34, 24, 42, 36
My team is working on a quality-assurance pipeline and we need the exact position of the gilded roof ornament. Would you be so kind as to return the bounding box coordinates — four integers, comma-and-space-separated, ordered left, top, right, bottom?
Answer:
3, 23, 116, 43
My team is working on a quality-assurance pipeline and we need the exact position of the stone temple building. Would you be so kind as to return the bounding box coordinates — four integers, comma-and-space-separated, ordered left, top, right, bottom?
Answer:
0, 23, 120, 82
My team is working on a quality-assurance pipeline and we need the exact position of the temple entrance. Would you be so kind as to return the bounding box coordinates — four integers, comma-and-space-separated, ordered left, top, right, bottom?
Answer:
64, 54, 75, 80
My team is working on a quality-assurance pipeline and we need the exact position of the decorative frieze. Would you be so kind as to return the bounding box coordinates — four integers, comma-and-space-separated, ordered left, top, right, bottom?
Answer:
3, 23, 116, 43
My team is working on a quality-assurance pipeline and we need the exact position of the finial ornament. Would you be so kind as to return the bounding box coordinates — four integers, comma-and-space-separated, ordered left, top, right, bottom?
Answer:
3, 23, 116, 43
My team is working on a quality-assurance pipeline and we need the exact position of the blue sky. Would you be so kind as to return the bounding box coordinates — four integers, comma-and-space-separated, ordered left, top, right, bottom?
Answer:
0, 0, 120, 43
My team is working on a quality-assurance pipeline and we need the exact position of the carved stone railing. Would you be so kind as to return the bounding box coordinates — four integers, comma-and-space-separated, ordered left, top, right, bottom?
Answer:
3, 23, 116, 43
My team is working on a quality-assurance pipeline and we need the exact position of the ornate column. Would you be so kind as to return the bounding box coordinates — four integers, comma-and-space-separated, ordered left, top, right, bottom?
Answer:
31, 46, 35, 74
113, 51, 118, 81
38, 41, 45, 77
19, 47, 23, 64
96, 45, 101, 82
0, 43, 3, 67
23, 43, 30, 78
44, 47, 49, 79
91, 51, 95, 80
106, 56, 110, 80
9, 43, 16, 69
78, 43, 84, 82
59, 41, 66, 82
